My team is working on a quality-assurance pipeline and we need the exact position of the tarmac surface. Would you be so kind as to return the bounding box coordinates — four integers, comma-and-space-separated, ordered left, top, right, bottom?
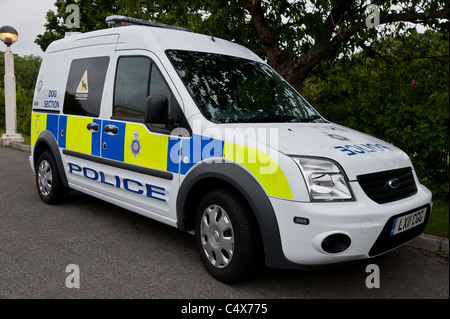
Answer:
0, 143, 448, 301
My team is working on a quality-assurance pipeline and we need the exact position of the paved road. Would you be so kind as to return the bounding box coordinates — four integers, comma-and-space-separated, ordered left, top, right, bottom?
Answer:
0, 146, 448, 301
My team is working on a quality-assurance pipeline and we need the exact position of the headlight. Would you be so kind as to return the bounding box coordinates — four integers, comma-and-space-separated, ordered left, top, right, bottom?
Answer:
292, 156, 354, 201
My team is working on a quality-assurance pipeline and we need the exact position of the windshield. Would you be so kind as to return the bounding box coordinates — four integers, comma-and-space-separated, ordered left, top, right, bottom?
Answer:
166, 50, 324, 124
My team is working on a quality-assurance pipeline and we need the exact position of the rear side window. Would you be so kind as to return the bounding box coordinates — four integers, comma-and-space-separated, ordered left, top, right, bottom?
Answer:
64, 56, 110, 117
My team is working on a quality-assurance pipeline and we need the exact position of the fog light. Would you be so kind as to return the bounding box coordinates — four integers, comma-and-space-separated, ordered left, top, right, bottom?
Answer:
321, 233, 351, 254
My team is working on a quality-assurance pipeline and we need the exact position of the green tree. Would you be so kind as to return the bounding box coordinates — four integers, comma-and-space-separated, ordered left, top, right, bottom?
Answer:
0, 52, 42, 133
303, 30, 449, 198
0, 53, 41, 90
36, 0, 449, 91
35, 0, 119, 51
0, 84, 33, 134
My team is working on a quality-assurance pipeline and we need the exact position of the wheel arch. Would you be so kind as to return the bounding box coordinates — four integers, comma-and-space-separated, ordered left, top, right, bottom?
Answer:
176, 160, 300, 269
33, 131, 69, 188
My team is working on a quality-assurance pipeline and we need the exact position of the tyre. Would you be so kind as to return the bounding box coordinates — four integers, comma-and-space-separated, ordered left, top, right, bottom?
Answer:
195, 188, 262, 283
36, 151, 68, 204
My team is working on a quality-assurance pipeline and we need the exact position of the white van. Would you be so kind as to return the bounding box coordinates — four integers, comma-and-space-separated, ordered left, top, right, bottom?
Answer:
30, 16, 432, 283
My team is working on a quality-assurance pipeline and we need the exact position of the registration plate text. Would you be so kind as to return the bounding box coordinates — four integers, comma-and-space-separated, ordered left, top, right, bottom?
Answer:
390, 207, 427, 236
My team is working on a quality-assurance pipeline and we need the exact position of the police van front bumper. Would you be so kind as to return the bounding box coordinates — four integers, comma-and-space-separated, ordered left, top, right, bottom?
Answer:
270, 180, 432, 266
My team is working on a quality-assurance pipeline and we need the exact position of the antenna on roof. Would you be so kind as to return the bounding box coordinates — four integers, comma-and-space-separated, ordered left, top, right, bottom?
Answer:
105, 15, 193, 32
206, 26, 216, 42
204, 20, 215, 42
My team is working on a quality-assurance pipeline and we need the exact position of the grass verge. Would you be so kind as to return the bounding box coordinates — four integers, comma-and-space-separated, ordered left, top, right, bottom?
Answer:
426, 198, 449, 239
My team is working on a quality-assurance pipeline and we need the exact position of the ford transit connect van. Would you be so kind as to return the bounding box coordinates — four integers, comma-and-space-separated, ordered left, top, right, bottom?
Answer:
30, 15, 432, 283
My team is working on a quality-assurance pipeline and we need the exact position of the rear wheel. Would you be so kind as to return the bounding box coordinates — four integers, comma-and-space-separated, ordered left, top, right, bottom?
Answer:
36, 151, 67, 204
195, 188, 262, 283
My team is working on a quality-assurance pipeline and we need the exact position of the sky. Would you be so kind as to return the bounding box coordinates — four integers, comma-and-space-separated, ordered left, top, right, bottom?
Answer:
0, 0, 57, 56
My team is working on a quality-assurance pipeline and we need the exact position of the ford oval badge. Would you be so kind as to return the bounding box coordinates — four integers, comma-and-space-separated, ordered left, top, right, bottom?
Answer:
388, 178, 401, 189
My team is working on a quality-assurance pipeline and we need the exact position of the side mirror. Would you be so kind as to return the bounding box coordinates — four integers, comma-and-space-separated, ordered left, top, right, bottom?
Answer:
144, 95, 168, 125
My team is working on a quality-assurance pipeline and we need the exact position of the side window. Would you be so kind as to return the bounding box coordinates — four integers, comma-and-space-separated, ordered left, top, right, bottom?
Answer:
64, 56, 110, 117
149, 65, 191, 135
113, 57, 151, 119
113, 55, 191, 136
149, 65, 172, 110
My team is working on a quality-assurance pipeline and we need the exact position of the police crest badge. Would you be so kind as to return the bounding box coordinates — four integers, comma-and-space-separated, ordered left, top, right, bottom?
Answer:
130, 131, 141, 158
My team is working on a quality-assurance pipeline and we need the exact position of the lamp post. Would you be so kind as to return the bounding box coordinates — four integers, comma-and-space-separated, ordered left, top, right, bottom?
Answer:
1, 25, 24, 146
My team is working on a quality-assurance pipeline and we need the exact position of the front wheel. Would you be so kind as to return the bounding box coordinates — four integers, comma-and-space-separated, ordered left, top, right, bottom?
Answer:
195, 188, 262, 283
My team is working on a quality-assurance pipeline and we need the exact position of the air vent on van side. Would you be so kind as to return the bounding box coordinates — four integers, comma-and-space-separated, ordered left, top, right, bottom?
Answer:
357, 167, 417, 204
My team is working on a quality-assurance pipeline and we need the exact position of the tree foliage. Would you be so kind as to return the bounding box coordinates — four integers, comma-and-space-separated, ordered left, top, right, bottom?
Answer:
302, 30, 449, 198
36, 0, 448, 91
0, 53, 42, 134
35, 0, 119, 51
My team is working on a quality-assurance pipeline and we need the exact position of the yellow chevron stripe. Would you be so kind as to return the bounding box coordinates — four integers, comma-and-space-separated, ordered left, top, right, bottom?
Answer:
223, 142, 293, 199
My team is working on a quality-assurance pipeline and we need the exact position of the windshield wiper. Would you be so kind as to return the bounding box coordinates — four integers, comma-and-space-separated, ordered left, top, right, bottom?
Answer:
241, 115, 300, 123
298, 115, 323, 123
222, 114, 323, 123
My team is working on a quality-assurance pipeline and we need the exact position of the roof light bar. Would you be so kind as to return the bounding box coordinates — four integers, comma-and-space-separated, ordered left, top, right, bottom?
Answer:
106, 15, 192, 32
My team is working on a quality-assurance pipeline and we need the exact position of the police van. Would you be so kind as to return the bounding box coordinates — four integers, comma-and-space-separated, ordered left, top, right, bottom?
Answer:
30, 15, 432, 283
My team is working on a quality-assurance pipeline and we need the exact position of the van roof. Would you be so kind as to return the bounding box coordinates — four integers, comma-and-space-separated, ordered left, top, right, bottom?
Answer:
45, 16, 263, 63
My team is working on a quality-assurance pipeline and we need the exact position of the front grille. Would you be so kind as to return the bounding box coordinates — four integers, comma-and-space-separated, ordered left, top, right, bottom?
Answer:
357, 167, 417, 204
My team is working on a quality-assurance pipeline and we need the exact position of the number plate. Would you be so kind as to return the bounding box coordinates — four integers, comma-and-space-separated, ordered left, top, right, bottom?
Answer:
390, 207, 427, 236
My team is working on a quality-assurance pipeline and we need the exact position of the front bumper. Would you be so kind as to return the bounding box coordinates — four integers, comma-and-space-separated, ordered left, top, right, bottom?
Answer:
270, 179, 433, 266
